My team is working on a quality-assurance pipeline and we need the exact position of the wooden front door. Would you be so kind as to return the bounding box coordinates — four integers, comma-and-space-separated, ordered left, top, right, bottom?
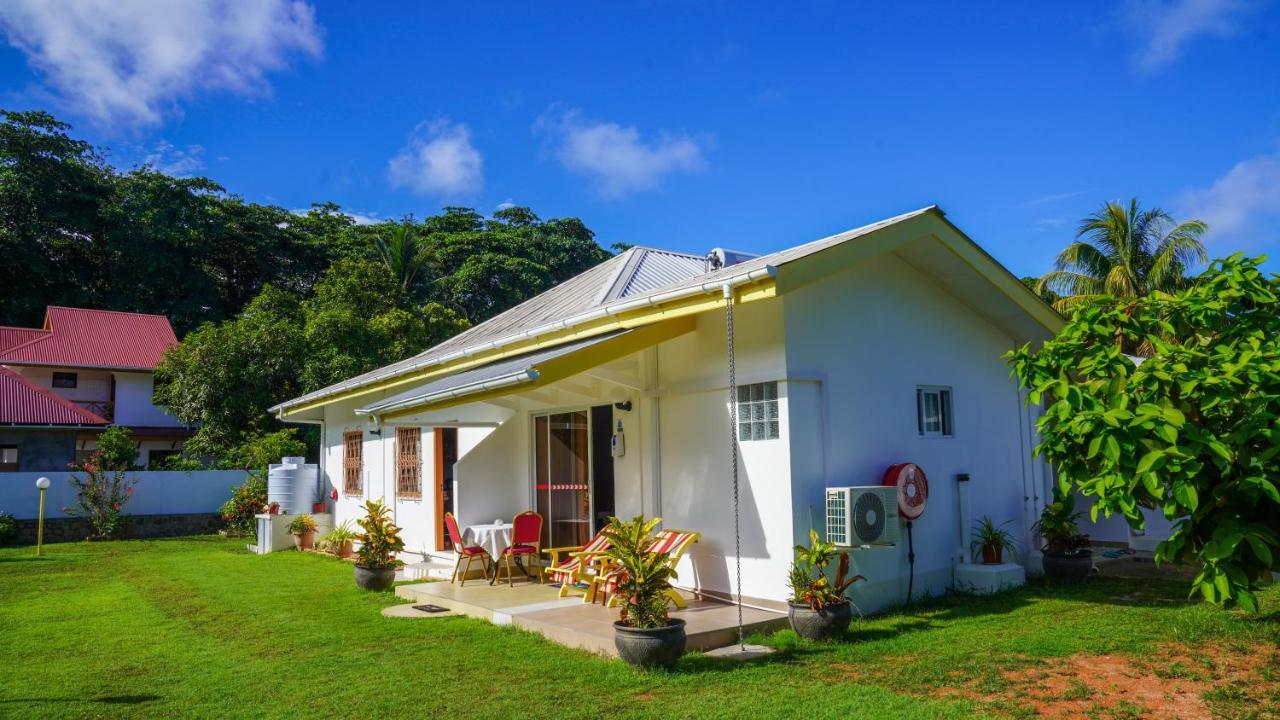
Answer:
434, 428, 458, 551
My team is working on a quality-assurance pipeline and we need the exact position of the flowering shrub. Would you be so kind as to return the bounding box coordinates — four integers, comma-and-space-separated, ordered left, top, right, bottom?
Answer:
220, 472, 267, 537
64, 456, 137, 539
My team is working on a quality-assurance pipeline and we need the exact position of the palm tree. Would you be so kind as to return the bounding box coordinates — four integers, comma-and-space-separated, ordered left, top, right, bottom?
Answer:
373, 223, 440, 302
1037, 199, 1208, 312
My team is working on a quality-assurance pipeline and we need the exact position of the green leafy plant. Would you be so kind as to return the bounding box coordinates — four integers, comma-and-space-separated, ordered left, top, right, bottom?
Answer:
601, 515, 678, 629
287, 514, 317, 536
63, 452, 137, 539
1032, 495, 1090, 556
0, 512, 15, 545
971, 515, 1017, 562
1008, 254, 1280, 610
219, 473, 267, 537
788, 529, 865, 610
92, 426, 140, 471
355, 500, 403, 569
320, 521, 356, 556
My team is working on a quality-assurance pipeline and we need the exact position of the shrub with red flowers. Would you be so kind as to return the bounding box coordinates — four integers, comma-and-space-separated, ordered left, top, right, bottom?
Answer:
64, 457, 138, 539
220, 473, 267, 537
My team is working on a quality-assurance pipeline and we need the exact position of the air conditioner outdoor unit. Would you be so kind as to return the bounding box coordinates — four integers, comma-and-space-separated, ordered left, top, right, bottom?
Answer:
825, 486, 900, 547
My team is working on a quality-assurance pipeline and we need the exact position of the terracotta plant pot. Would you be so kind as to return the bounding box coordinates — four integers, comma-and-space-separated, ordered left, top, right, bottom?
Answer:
982, 546, 1002, 564
292, 530, 315, 551
334, 541, 353, 559
312, 502, 326, 513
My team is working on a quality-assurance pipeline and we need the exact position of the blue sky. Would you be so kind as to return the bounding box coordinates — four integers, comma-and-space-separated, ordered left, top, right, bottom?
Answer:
1, 1, 1277, 277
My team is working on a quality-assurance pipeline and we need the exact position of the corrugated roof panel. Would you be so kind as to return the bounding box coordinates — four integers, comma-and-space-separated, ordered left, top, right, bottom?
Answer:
614, 249, 707, 299
0, 306, 178, 370
277, 207, 941, 411
360, 330, 629, 414
0, 366, 109, 426
0, 326, 50, 354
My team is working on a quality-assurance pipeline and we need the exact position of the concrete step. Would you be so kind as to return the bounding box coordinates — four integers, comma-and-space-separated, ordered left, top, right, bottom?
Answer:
397, 558, 456, 582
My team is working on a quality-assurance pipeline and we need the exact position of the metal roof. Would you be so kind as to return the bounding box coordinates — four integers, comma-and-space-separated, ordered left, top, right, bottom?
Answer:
0, 306, 178, 370
358, 330, 630, 415
0, 366, 109, 426
275, 207, 940, 412
0, 326, 50, 354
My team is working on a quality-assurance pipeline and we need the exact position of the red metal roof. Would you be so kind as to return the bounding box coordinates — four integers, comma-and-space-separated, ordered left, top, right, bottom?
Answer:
0, 306, 178, 370
0, 366, 108, 426
0, 326, 50, 354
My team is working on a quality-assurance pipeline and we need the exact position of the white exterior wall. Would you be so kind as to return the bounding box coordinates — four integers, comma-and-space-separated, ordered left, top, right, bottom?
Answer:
13, 366, 112, 407
782, 253, 1037, 613
112, 372, 180, 427
655, 299, 795, 603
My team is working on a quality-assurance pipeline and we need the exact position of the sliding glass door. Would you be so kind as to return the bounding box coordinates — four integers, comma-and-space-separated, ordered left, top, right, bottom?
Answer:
533, 411, 591, 549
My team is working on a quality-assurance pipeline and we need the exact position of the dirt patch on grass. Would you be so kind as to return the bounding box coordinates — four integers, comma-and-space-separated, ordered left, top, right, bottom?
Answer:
837, 644, 1279, 719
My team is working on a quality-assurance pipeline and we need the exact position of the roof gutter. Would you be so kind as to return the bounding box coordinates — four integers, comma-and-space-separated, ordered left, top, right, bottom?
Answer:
354, 369, 540, 416
275, 263, 777, 414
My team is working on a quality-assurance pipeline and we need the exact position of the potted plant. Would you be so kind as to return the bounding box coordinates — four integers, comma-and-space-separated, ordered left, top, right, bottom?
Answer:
601, 515, 686, 670
787, 529, 865, 641
971, 515, 1016, 564
288, 514, 317, 551
322, 521, 356, 559
354, 500, 404, 591
312, 500, 326, 514
1033, 494, 1092, 583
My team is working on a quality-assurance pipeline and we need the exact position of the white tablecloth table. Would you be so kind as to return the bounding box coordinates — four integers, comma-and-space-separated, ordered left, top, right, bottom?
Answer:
463, 521, 513, 559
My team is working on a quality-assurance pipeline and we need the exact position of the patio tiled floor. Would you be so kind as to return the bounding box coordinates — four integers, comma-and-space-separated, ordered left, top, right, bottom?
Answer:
395, 580, 787, 656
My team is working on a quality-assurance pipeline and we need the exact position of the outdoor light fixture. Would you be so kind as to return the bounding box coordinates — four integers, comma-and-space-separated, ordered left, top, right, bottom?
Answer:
35, 476, 51, 556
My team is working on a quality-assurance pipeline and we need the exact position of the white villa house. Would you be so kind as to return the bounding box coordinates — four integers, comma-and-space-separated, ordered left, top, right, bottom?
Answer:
272, 207, 1063, 611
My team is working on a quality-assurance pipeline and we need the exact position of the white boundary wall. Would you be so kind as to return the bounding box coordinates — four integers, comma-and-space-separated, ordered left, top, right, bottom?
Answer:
0, 470, 249, 519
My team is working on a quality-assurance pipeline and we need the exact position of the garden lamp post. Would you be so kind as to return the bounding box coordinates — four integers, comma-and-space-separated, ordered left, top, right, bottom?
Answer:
35, 476, 51, 556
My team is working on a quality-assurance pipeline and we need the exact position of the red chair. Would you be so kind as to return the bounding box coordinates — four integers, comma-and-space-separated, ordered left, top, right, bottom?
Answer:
495, 511, 543, 587
444, 512, 492, 586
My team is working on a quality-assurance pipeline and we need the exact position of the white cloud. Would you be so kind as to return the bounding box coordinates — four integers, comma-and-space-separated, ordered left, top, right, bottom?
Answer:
1177, 147, 1280, 242
495, 198, 516, 211
289, 207, 383, 225
1124, 0, 1253, 72
536, 106, 707, 199
1021, 190, 1088, 207
0, 0, 322, 127
387, 119, 483, 198
137, 140, 205, 177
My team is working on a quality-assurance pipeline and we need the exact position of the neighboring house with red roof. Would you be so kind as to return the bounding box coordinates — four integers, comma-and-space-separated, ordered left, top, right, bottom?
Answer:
0, 306, 193, 471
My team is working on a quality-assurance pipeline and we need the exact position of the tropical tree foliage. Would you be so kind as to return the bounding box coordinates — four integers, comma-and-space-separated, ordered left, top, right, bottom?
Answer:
1009, 255, 1280, 611
5, 109, 614, 463
1037, 199, 1208, 312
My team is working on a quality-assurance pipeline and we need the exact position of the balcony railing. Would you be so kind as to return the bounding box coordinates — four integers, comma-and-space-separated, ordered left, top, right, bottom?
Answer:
75, 400, 114, 422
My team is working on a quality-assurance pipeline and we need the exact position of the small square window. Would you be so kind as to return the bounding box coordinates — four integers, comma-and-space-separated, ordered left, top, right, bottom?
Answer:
916, 387, 954, 437
737, 381, 780, 441
0, 445, 17, 472
52, 372, 77, 388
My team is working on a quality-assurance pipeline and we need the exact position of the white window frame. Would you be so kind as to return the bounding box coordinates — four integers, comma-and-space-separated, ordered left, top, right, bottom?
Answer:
916, 386, 954, 438
737, 381, 780, 442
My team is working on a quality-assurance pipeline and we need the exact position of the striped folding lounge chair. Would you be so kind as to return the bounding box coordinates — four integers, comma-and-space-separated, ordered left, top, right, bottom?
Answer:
594, 529, 700, 609
542, 526, 612, 601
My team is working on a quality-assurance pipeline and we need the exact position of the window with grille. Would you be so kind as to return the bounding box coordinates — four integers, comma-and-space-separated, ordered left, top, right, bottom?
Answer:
396, 427, 421, 499
343, 431, 362, 495
737, 381, 779, 441
916, 386, 954, 437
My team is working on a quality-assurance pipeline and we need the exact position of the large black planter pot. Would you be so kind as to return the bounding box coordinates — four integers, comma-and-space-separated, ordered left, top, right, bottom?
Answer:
614, 619, 687, 670
1043, 550, 1093, 583
354, 564, 397, 591
788, 600, 853, 641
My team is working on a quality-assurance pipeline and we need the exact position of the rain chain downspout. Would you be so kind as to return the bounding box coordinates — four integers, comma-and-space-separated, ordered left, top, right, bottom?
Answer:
722, 283, 745, 650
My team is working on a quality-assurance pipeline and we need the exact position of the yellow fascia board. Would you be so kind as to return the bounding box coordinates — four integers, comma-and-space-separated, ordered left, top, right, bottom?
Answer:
379, 315, 697, 420
283, 279, 774, 417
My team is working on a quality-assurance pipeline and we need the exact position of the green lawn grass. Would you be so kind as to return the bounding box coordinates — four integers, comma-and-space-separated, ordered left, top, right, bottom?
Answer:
1, 536, 1276, 719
